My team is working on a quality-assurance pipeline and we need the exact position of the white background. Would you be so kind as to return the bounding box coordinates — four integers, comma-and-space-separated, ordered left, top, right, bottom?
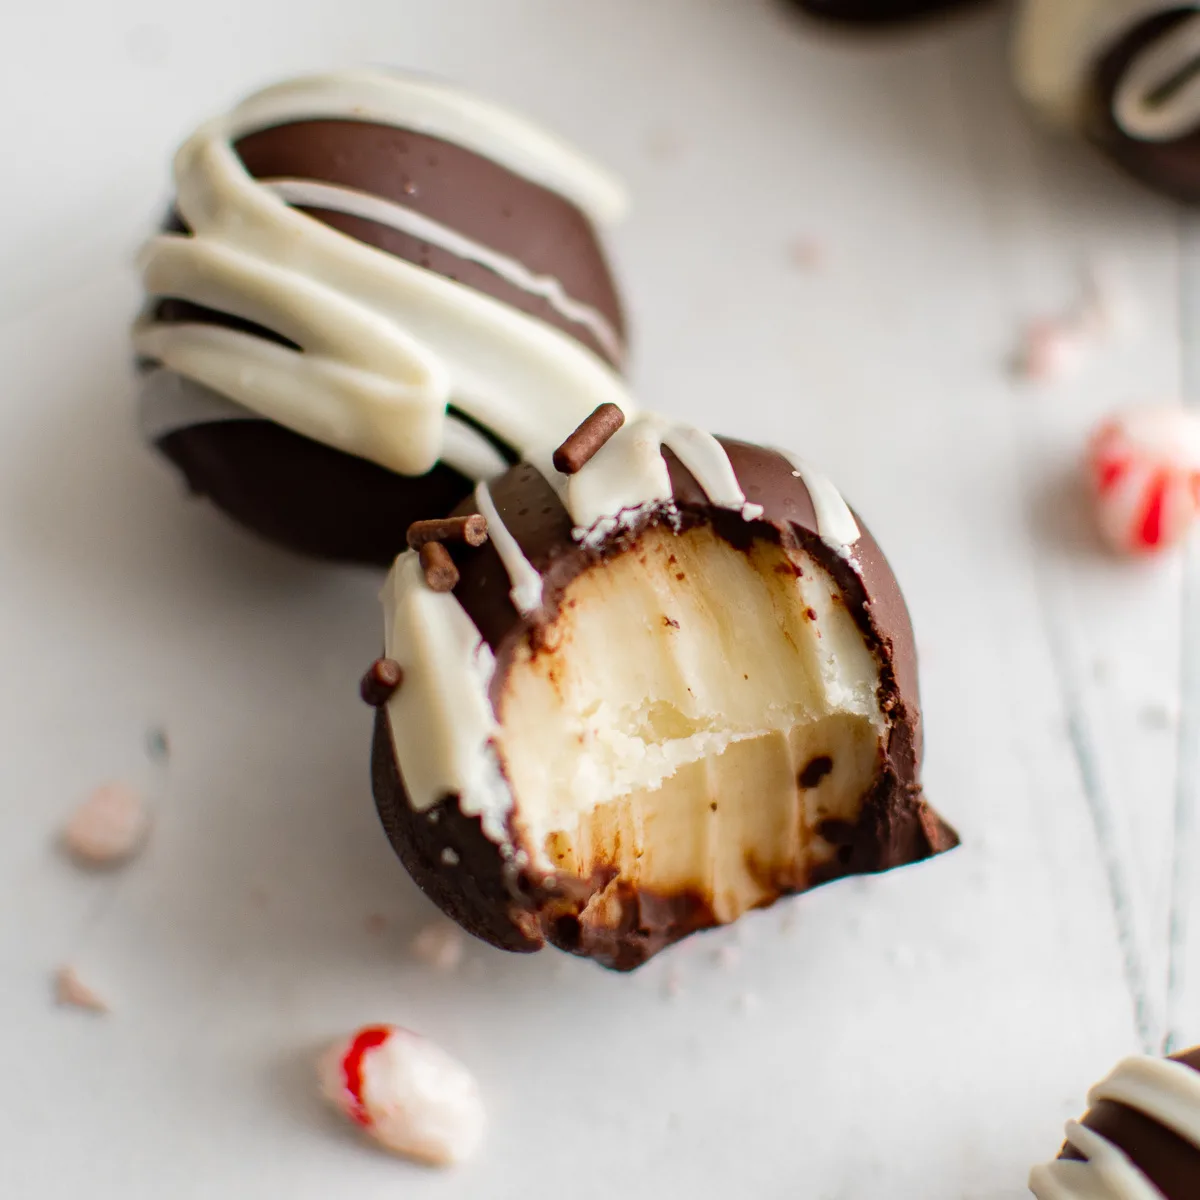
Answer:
1, 1, 1196, 1196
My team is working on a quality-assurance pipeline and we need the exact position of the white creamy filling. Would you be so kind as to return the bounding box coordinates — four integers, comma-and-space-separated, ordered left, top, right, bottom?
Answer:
494, 525, 885, 921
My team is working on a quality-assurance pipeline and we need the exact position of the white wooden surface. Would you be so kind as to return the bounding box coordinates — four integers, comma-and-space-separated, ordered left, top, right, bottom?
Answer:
1, 1, 1195, 1195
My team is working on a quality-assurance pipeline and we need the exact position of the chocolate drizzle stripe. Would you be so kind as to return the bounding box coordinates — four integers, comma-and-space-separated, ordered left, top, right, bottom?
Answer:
138, 369, 260, 442
474, 480, 544, 614
442, 417, 510, 482
772, 448, 861, 552
1063, 1121, 1162, 1198
459, 417, 863, 611
1113, 13, 1200, 141
1031, 1055, 1200, 1200
139, 363, 509, 483
134, 294, 448, 477
232, 119, 627, 365
264, 178, 624, 363
659, 424, 762, 520
380, 552, 512, 843
291, 205, 618, 369
1093, 1057, 1200, 1150
223, 71, 628, 226
562, 415, 764, 549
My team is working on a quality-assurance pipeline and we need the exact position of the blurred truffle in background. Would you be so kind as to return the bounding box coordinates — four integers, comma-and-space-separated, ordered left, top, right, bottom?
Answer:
1014, 1, 1200, 203
1029, 1044, 1200, 1200
784, 0, 987, 24
367, 414, 957, 971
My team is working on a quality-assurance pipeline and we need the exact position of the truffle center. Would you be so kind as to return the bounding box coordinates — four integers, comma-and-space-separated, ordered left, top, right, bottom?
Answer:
495, 524, 886, 924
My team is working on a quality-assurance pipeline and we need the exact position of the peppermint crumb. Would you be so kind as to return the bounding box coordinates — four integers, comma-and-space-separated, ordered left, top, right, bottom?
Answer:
54, 966, 109, 1014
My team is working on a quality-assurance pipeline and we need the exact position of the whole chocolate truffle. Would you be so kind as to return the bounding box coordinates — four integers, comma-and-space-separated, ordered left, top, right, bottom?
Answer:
1029, 1045, 1200, 1198
784, 0, 985, 23
365, 411, 957, 970
134, 69, 633, 564
1014, 2, 1200, 203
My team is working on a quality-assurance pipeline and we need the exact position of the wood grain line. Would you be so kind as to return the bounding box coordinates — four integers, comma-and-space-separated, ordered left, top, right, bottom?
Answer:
1165, 212, 1200, 1053
1040, 589, 1159, 1051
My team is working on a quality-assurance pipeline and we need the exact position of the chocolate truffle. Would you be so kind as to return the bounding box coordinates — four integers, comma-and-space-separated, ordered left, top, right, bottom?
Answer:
366, 411, 958, 971
134, 69, 634, 564
1029, 1045, 1200, 1198
1014, 2, 1200, 203
783, 0, 985, 24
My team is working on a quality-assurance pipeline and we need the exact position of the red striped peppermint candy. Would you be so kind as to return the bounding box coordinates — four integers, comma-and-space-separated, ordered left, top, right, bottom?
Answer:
317, 1024, 485, 1166
1087, 405, 1200, 555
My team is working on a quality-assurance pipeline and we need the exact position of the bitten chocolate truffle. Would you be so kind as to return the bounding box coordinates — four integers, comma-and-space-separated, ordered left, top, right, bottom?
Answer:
784, 0, 984, 24
134, 69, 633, 563
366, 412, 957, 971
1014, 2, 1200, 203
1029, 1045, 1200, 1198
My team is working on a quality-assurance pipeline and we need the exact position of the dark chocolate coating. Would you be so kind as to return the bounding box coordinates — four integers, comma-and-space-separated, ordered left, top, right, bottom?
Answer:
1089, 9, 1200, 204
783, 0, 987, 25
157, 418, 475, 565
1059, 1046, 1200, 1199
141, 115, 626, 564
371, 719, 542, 955
371, 439, 958, 970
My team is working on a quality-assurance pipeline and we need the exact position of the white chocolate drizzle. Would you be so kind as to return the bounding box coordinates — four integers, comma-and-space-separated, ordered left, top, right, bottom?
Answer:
774, 450, 861, 556
138, 368, 258, 441
138, 367, 510, 482
441, 422, 511, 483
1113, 12, 1200, 141
560, 414, 763, 549
1029, 1055, 1200, 1199
262, 178, 624, 363
1014, 0, 1200, 138
223, 70, 627, 225
134, 68, 634, 475
473, 481, 544, 615
381, 553, 512, 845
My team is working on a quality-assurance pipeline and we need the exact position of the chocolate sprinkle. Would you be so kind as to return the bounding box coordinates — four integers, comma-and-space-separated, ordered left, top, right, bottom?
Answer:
552, 403, 625, 474
407, 514, 489, 550
361, 658, 404, 707
420, 542, 460, 592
